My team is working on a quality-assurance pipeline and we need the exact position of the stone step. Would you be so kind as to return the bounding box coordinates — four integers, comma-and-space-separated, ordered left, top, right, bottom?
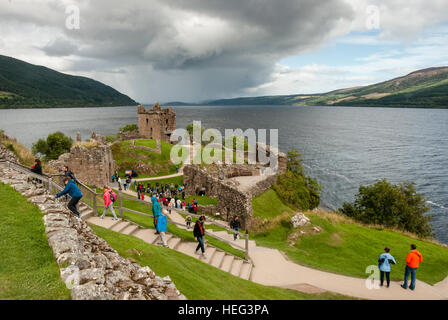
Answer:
230, 259, 244, 277
155, 233, 173, 246
133, 229, 159, 245
220, 255, 234, 273
176, 242, 199, 259
239, 262, 252, 280
121, 224, 139, 236
87, 216, 119, 229
111, 221, 130, 233
204, 247, 217, 264
210, 250, 226, 268
167, 237, 181, 250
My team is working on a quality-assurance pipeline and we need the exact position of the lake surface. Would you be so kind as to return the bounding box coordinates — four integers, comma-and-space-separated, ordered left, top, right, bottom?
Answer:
1, 105, 447, 243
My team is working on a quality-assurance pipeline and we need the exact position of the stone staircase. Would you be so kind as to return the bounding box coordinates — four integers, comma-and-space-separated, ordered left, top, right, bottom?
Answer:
79, 204, 253, 281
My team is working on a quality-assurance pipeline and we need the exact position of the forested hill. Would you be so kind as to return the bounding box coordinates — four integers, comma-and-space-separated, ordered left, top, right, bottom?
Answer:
202, 67, 448, 109
0, 55, 137, 109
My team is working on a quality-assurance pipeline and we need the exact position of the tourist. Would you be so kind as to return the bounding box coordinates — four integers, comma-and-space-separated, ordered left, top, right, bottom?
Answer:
156, 209, 169, 247
377, 247, 396, 288
230, 216, 241, 241
117, 176, 122, 191
182, 200, 186, 210
30, 158, 42, 175
62, 166, 77, 183
55, 177, 83, 218
123, 179, 128, 191
177, 198, 182, 210
101, 186, 118, 220
151, 195, 162, 234
401, 244, 423, 291
111, 175, 115, 183
194, 215, 206, 257
185, 215, 192, 229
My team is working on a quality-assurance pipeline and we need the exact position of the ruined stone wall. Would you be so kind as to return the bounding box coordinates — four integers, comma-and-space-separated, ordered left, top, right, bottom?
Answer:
0, 166, 185, 300
49, 135, 115, 187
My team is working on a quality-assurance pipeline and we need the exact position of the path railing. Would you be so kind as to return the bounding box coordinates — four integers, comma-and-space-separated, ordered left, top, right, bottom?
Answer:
0, 159, 251, 261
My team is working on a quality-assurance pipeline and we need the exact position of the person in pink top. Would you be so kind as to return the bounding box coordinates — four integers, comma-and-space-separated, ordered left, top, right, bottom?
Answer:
101, 186, 118, 220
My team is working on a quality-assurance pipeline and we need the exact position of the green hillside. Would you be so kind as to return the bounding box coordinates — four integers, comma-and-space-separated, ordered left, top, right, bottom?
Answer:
205, 67, 448, 108
0, 55, 138, 109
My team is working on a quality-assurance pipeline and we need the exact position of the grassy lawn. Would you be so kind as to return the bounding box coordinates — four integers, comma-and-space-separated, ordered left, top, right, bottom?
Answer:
0, 183, 70, 300
130, 176, 184, 192
185, 195, 218, 206
90, 224, 350, 300
134, 139, 157, 149
252, 205, 448, 285
252, 189, 295, 219
111, 140, 179, 178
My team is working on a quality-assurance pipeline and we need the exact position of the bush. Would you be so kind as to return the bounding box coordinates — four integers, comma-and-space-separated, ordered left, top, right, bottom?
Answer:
119, 124, 138, 133
339, 179, 433, 237
273, 149, 321, 211
32, 132, 73, 161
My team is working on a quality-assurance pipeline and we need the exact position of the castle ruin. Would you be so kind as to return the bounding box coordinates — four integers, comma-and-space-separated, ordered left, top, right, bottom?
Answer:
138, 103, 176, 144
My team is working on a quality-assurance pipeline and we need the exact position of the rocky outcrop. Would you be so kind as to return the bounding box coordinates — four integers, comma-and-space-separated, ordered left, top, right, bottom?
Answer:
0, 132, 19, 163
0, 165, 186, 300
290, 213, 311, 228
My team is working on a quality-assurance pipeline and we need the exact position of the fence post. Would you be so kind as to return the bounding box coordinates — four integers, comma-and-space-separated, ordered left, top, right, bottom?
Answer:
119, 191, 123, 217
245, 230, 249, 261
92, 190, 97, 214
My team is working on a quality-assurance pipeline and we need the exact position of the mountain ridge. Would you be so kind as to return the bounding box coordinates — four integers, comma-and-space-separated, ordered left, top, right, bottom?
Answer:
0, 55, 138, 109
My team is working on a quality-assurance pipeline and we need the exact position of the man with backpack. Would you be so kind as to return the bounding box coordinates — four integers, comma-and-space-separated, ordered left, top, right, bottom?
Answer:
101, 186, 118, 220
230, 216, 241, 241
56, 177, 83, 218
62, 166, 77, 183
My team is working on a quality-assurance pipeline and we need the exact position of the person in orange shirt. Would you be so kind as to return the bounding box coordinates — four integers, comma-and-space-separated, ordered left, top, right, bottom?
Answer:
401, 244, 423, 291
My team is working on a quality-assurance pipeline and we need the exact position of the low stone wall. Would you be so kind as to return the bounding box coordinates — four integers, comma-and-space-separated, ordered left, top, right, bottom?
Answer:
0, 166, 186, 300
118, 130, 145, 141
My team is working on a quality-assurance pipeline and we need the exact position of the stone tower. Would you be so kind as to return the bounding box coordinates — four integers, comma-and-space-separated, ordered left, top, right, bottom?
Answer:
137, 102, 176, 144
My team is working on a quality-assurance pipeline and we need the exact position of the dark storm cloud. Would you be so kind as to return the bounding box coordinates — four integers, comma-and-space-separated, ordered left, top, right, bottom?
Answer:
0, 0, 354, 101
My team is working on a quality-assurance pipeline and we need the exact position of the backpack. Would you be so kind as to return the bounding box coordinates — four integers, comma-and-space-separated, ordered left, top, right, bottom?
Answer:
110, 191, 117, 202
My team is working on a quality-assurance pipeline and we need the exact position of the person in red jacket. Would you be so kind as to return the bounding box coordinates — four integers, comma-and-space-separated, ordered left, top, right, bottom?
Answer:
401, 244, 423, 291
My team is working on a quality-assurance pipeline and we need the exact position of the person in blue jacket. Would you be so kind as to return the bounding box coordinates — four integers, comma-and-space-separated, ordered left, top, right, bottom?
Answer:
151, 195, 162, 234
378, 247, 397, 288
157, 209, 168, 247
56, 177, 83, 218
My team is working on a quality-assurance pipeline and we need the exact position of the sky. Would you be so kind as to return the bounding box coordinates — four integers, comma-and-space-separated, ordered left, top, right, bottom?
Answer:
1, 0, 448, 103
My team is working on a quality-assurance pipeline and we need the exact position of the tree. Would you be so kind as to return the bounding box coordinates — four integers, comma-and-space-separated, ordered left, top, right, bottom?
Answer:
32, 132, 73, 161
273, 149, 321, 211
339, 179, 433, 237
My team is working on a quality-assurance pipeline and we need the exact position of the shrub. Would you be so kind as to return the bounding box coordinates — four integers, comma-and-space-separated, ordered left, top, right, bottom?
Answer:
339, 179, 433, 237
32, 132, 73, 161
119, 124, 138, 133
273, 149, 321, 211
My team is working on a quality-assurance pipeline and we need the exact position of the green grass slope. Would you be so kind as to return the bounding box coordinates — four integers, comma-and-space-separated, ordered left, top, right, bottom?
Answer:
0, 182, 70, 300
111, 140, 179, 178
91, 224, 349, 300
251, 189, 448, 285
0, 54, 137, 109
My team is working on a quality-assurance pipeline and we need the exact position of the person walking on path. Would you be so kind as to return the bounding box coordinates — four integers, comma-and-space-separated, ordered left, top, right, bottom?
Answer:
156, 209, 169, 247
151, 195, 162, 235
117, 176, 122, 191
230, 216, 241, 241
56, 177, 83, 218
377, 247, 396, 288
101, 186, 118, 220
62, 166, 77, 183
30, 158, 43, 175
401, 244, 423, 291
185, 215, 192, 229
194, 216, 206, 257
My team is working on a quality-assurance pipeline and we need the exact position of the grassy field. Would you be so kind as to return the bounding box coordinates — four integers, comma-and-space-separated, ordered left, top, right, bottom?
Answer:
134, 139, 157, 149
90, 224, 349, 300
251, 193, 448, 285
0, 183, 70, 300
111, 140, 179, 178
130, 176, 184, 192
252, 189, 295, 219
185, 195, 218, 206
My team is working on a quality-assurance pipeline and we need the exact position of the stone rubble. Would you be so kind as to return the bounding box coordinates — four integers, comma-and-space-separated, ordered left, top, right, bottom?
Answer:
0, 165, 186, 301
290, 213, 311, 228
